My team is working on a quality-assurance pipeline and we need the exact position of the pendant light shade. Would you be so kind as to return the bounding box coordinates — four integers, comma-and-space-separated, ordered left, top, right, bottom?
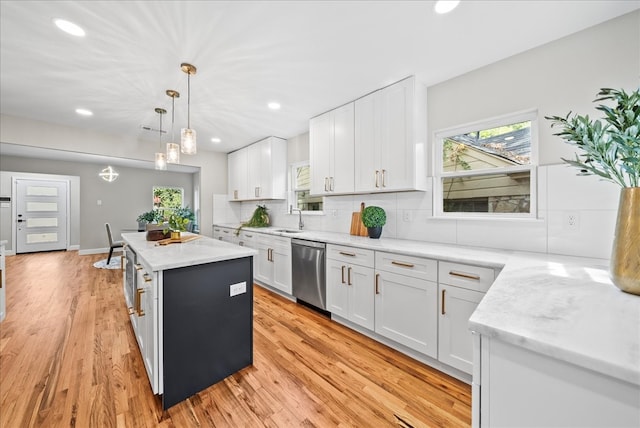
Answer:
155, 107, 167, 170
166, 89, 180, 164
180, 63, 197, 155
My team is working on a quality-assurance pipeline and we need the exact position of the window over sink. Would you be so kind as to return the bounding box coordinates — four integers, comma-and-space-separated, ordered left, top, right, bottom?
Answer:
289, 161, 323, 213
434, 110, 538, 218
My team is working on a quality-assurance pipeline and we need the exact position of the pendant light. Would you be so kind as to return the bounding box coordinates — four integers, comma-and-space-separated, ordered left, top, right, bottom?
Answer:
180, 63, 197, 155
166, 89, 180, 164
155, 107, 167, 170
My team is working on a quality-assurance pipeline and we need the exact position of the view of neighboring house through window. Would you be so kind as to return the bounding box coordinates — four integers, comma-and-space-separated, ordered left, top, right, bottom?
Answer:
435, 111, 537, 217
153, 186, 184, 216
290, 162, 323, 212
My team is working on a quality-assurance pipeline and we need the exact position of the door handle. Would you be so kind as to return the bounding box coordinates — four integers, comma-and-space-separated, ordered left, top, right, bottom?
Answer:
374, 170, 380, 188
441, 289, 446, 315
341, 265, 345, 284
449, 271, 481, 281
375, 273, 380, 294
330, 177, 335, 191
381, 169, 387, 187
347, 267, 352, 285
136, 288, 145, 316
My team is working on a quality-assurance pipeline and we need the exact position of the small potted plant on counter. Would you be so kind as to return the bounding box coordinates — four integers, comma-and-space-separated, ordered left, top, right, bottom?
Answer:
361, 205, 386, 239
173, 206, 196, 232
165, 213, 190, 240
137, 209, 163, 231
235, 204, 270, 236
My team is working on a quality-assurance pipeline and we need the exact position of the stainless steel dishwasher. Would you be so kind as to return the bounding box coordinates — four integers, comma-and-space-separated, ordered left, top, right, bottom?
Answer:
291, 238, 326, 310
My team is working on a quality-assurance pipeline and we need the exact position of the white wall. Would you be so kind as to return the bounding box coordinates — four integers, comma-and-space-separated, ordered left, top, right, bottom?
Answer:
215, 12, 638, 260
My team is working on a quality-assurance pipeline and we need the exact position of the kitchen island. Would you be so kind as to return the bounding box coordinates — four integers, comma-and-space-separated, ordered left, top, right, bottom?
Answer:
121, 232, 256, 410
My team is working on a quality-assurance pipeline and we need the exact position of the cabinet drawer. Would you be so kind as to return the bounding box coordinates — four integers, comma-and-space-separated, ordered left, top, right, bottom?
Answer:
327, 244, 374, 268
257, 233, 291, 254
439, 261, 495, 292
375, 251, 437, 282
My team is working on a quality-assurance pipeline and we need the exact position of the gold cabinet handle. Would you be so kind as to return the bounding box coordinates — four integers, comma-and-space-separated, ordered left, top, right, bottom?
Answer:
245, 234, 253, 238
381, 169, 387, 187
120, 255, 125, 270
136, 288, 145, 316
339, 251, 356, 257
375, 273, 380, 294
143, 273, 152, 283
128, 306, 135, 315
392, 260, 415, 268
0, 268, 3, 288
449, 271, 481, 281
341, 265, 346, 284
223, 230, 229, 234
134, 264, 143, 271
330, 177, 335, 192
441, 289, 446, 315
375, 170, 380, 188
347, 267, 352, 285
324, 177, 328, 192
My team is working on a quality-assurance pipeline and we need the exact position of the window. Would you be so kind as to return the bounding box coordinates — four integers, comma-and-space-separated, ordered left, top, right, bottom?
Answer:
434, 111, 537, 218
289, 162, 323, 212
153, 186, 184, 216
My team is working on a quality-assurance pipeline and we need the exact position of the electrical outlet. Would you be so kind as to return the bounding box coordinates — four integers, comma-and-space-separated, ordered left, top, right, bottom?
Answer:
403, 210, 413, 222
564, 211, 580, 231
229, 281, 247, 297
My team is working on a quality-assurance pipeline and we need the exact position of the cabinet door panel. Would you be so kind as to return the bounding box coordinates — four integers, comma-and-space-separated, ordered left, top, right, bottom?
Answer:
327, 260, 348, 319
247, 143, 262, 199
438, 284, 484, 374
332, 102, 355, 194
272, 248, 292, 295
310, 112, 333, 195
228, 149, 248, 200
375, 270, 437, 357
348, 265, 374, 330
380, 78, 413, 190
354, 92, 381, 192
255, 246, 272, 285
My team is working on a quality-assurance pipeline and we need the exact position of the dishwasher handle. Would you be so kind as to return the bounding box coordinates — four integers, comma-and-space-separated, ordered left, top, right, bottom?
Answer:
291, 238, 326, 249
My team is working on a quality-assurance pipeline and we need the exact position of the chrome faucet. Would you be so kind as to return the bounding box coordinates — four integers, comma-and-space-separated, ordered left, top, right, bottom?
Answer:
290, 205, 304, 230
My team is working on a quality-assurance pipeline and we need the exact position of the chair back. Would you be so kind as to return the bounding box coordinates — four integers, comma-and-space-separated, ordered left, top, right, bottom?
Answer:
105, 223, 115, 246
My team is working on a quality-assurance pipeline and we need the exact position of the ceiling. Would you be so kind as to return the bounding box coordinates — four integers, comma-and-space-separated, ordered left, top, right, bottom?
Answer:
1, 1, 638, 155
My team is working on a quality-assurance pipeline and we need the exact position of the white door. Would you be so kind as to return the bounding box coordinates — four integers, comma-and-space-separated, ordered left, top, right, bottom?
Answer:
16, 179, 68, 254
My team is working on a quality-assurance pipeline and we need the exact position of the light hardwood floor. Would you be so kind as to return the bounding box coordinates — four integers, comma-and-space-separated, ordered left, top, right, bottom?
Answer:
0, 251, 471, 427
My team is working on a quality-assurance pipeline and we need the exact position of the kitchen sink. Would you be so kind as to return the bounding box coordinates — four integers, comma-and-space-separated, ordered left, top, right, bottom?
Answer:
274, 229, 303, 234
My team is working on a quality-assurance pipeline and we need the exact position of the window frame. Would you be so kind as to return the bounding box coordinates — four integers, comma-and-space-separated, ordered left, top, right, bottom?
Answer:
433, 110, 539, 220
288, 161, 324, 215
152, 186, 184, 215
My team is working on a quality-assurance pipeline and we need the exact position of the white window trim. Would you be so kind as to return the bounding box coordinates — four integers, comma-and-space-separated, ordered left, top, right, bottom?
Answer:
433, 109, 539, 220
288, 161, 324, 215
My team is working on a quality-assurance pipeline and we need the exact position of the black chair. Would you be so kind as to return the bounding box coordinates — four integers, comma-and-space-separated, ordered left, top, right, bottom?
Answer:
105, 223, 124, 264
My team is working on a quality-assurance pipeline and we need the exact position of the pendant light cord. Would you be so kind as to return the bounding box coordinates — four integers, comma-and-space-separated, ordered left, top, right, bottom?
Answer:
187, 73, 191, 129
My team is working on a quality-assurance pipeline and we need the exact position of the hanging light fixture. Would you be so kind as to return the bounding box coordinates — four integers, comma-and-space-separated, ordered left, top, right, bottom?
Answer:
166, 89, 181, 164
155, 107, 167, 170
180, 62, 197, 155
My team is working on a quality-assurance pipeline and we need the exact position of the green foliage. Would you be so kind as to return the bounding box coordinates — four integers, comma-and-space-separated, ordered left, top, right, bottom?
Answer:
443, 140, 471, 171
361, 206, 386, 228
235, 205, 270, 235
165, 214, 190, 233
173, 206, 195, 222
137, 210, 163, 223
153, 187, 183, 209
546, 87, 640, 188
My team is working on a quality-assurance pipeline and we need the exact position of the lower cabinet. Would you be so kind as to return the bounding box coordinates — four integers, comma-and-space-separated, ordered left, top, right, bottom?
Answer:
133, 262, 159, 393
438, 284, 484, 373
255, 234, 291, 295
326, 256, 375, 330
374, 270, 438, 358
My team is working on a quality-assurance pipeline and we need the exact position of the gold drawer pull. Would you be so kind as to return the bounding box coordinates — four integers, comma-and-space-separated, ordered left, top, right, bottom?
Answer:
0, 268, 2, 288
134, 264, 143, 271
341, 265, 346, 284
375, 273, 380, 294
143, 273, 152, 283
136, 288, 145, 316
245, 234, 253, 238
128, 307, 135, 316
347, 267, 352, 285
339, 251, 356, 257
449, 271, 481, 281
441, 289, 446, 315
392, 261, 414, 268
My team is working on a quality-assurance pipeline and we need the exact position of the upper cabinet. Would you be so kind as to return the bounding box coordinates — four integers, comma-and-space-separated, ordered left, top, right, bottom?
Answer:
310, 102, 355, 196
354, 76, 427, 193
228, 136, 287, 201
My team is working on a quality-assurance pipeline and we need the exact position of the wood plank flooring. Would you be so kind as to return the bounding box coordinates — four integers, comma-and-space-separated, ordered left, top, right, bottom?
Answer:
0, 251, 471, 427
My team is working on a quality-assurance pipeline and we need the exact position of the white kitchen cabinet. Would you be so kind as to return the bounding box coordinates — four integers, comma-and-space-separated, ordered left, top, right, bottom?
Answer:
354, 76, 427, 193
326, 244, 375, 330
228, 148, 248, 201
227, 137, 287, 201
0, 241, 5, 322
310, 102, 355, 195
133, 261, 159, 393
475, 336, 640, 427
255, 234, 291, 295
438, 261, 495, 375
213, 226, 238, 244
374, 251, 438, 357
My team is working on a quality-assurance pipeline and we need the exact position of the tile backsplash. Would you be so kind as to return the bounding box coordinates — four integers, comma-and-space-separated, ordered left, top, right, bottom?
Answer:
213, 165, 620, 260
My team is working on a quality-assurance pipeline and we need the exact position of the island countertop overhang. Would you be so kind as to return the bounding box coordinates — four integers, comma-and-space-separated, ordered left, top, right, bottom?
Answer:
122, 232, 257, 271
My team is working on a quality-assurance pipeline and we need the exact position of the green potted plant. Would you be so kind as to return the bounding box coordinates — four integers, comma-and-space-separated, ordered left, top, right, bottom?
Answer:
164, 213, 190, 240
361, 205, 386, 239
173, 206, 196, 232
546, 87, 639, 295
137, 209, 163, 231
235, 204, 270, 235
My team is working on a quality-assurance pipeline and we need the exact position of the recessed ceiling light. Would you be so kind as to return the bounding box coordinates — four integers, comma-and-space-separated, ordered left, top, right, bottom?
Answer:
268, 102, 281, 110
434, 0, 460, 14
54, 19, 86, 37
75, 108, 93, 116
211, 137, 222, 143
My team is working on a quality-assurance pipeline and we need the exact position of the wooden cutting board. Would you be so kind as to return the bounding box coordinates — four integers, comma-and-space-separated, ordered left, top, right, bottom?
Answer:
350, 202, 368, 236
155, 234, 202, 246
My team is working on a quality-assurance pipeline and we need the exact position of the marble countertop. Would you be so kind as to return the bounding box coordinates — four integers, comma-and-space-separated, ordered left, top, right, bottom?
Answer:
215, 223, 640, 386
122, 232, 257, 271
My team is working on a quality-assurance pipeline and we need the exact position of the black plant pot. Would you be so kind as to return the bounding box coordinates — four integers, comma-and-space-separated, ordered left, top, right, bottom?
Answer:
367, 226, 383, 239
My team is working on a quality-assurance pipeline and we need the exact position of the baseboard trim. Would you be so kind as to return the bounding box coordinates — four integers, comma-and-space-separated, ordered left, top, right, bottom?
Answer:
68, 245, 80, 251
78, 247, 123, 256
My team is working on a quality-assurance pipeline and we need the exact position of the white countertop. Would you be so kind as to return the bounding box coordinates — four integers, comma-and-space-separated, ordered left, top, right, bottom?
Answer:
122, 232, 257, 271
217, 223, 640, 386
